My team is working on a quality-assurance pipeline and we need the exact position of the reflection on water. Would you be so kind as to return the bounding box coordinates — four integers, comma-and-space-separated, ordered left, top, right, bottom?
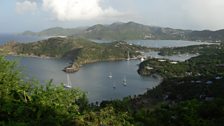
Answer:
7, 56, 162, 103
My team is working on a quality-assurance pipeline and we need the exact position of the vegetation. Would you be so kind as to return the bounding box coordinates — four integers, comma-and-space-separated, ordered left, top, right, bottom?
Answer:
159, 43, 223, 56
0, 56, 134, 125
0, 56, 87, 125
22, 21, 224, 42
0, 57, 224, 126
1, 41, 224, 125
0, 37, 148, 72
138, 43, 224, 78
1, 31, 224, 125
22, 27, 86, 36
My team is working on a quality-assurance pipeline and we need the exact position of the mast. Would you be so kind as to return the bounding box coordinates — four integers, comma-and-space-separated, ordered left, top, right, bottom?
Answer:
65, 74, 72, 88
67, 74, 71, 86
127, 51, 130, 61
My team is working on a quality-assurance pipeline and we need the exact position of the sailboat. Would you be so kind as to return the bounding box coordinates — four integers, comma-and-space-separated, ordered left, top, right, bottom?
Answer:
108, 72, 112, 78
140, 57, 144, 62
122, 76, 127, 86
126, 51, 130, 61
64, 74, 72, 88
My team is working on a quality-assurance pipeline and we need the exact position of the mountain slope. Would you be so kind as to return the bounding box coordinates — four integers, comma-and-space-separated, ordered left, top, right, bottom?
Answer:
21, 22, 224, 41
187, 29, 224, 42
77, 22, 190, 40
0, 37, 148, 72
22, 27, 87, 36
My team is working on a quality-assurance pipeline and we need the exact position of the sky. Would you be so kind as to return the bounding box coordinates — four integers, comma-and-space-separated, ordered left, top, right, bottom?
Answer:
0, 0, 224, 33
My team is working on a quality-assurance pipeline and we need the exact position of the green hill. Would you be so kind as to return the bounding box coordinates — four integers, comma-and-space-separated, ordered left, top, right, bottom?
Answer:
76, 21, 190, 40
21, 22, 224, 42
1, 45, 224, 125
22, 27, 87, 36
0, 37, 148, 72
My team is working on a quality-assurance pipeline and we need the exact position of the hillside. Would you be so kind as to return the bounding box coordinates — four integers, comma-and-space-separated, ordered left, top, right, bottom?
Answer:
1, 45, 224, 125
22, 27, 87, 36
21, 21, 224, 42
138, 43, 224, 78
78, 22, 191, 40
186, 29, 224, 42
0, 37, 148, 72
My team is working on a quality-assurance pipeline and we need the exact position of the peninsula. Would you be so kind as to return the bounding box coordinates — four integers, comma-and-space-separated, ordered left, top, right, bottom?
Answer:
0, 37, 149, 72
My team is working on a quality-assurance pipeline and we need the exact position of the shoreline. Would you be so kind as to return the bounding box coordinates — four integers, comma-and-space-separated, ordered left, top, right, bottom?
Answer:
5, 53, 143, 73
4, 52, 166, 104
64, 57, 142, 73
5, 53, 56, 60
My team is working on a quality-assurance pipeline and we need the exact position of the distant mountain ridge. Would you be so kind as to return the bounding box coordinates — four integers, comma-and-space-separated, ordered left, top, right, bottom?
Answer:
21, 22, 224, 42
79, 21, 191, 40
22, 27, 87, 36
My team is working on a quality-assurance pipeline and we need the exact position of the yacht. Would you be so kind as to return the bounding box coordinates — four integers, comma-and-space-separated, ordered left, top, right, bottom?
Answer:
108, 72, 112, 78
126, 51, 130, 61
64, 74, 72, 88
122, 76, 127, 86
140, 57, 144, 62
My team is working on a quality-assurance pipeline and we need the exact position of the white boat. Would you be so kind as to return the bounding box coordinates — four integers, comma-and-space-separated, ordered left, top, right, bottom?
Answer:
64, 74, 72, 88
140, 57, 144, 62
126, 51, 130, 61
108, 72, 112, 78
122, 76, 127, 86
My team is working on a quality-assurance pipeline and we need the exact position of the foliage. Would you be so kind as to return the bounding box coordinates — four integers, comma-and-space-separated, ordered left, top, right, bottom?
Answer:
0, 57, 135, 125
0, 37, 148, 72
1, 40, 224, 125
0, 56, 88, 125
138, 43, 224, 78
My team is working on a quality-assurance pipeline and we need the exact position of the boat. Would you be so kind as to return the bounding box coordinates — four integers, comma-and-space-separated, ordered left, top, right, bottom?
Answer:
122, 76, 127, 86
108, 72, 112, 78
140, 57, 144, 62
64, 74, 72, 88
126, 51, 130, 61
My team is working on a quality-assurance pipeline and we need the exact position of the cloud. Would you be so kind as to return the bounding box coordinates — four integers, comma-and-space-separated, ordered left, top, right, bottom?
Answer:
182, 0, 224, 30
16, 0, 37, 14
42, 0, 122, 21
130, 0, 224, 30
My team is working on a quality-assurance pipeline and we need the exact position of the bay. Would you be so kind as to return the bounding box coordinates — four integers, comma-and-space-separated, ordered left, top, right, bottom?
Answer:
7, 56, 162, 103
2, 35, 208, 103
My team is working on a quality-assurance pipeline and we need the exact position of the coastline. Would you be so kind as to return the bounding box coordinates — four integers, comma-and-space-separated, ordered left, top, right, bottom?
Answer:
64, 57, 141, 73
5, 53, 142, 73
5, 53, 55, 60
